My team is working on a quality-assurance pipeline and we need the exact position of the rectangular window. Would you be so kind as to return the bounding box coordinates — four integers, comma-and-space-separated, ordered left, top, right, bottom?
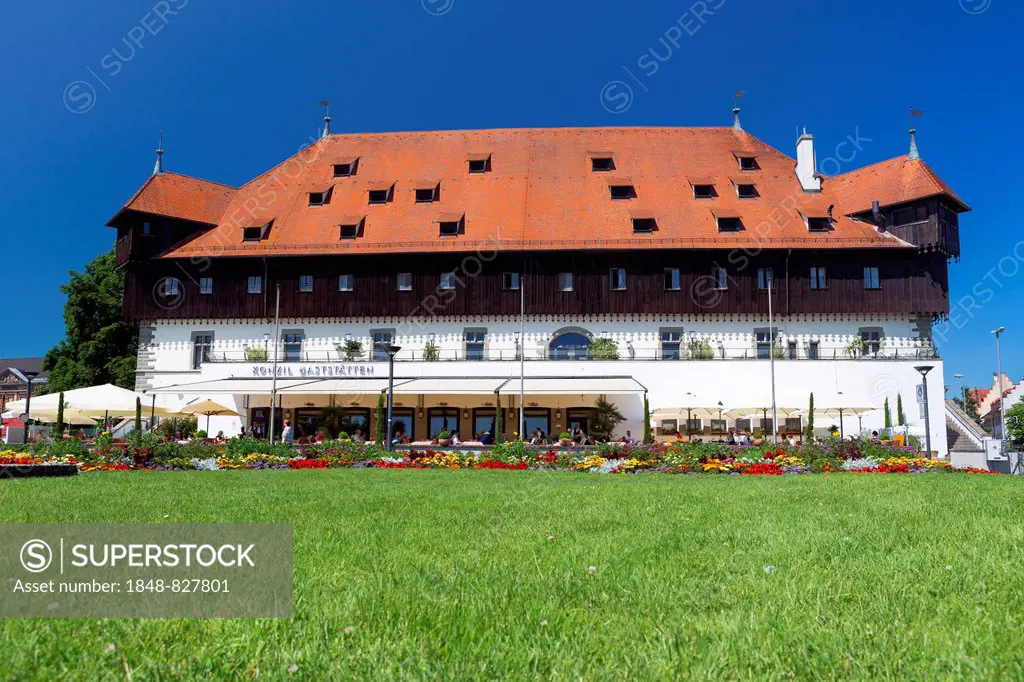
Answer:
808, 341, 820, 359
142, 221, 152, 236
439, 220, 461, 236
610, 185, 636, 200
282, 331, 304, 363
416, 186, 439, 203
591, 157, 615, 172
693, 184, 716, 199
333, 160, 358, 177
807, 217, 831, 232
397, 273, 412, 291
339, 221, 363, 239
309, 190, 330, 206
787, 341, 797, 360
863, 266, 881, 289
717, 217, 743, 232
247, 276, 262, 294
664, 268, 680, 291
661, 328, 682, 360
502, 272, 520, 291
687, 418, 703, 433
860, 327, 883, 355
199, 277, 213, 295
163, 278, 180, 296
736, 183, 758, 199
632, 218, 657, 233
558, 272, 573, 291
440, 272, 456, 290
893, 204, 929, 226
464, 329, 486, 361
368, 187, 392, 204
810, 266, 827, 290
738, 156, 758, 171
243, 227, 264, 242
298, 275, 314, 293
371, 330, 395, 361
713, 266, 728, 290
735, 418, 751, 432
754, 327, 777, 360
338, 274, 353, 291
757, 267, 773, 290
191, 332, 213, 370
609, 268, 626, 291
468, 156, 491, 173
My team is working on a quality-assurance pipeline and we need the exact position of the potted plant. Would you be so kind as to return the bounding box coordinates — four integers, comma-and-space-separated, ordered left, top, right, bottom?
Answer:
246, 347, 268, 362
423, 340, 440, 361
588, 337, 620, 360
687, 339, 715, 360
843, 337, 866, 358
437, 430, 451, 446
828, 424, 840, 438
338, 339, 364, 361
558, 431, 572, 446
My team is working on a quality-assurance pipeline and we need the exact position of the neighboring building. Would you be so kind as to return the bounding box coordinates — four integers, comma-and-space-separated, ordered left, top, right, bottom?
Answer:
972, 374, 1023, 440
0, 358, 48, 414
110, 113, 966, 454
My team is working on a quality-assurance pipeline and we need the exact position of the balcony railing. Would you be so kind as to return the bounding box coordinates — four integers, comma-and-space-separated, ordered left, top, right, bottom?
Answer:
198, 343, 938, 364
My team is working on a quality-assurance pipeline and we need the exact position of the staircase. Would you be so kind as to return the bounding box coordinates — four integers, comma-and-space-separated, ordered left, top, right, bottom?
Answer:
134, 323, 158, 392
945, 400, 986, 453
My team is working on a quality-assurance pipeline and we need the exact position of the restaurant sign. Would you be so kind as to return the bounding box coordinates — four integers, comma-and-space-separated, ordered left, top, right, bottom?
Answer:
243, 364, 378, 378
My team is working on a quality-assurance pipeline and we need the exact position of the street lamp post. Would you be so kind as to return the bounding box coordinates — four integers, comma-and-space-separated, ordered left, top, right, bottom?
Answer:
915, 365, 933, 458
993, 327, 1007, 452
954, 373, 966, 412
379, 343, 402, 451
21, 370, 39, 444
767, 269, 778, 445
268, 284, 281, 444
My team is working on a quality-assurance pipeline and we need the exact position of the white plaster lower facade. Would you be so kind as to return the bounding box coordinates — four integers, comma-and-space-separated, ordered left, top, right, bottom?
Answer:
137, 315, 947, 456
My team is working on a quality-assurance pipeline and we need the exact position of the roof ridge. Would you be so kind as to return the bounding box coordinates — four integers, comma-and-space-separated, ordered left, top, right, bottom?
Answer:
160, 170, 238, 191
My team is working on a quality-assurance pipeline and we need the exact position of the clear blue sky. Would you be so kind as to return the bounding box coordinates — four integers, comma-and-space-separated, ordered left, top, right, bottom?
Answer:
1, 0, 1019, 392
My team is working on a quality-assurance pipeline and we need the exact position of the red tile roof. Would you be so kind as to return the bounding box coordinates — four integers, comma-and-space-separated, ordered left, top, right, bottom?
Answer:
826, 156, 969, 213
110, 172, 236, 226
111, 127, 965, 258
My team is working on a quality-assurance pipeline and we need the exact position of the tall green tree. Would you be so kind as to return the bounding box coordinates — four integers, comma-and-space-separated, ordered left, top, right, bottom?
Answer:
494, 394, 503, 442
897, 394, 906, 427
44, 249, 137, 392
642, 395, 652, 443
134, 397, 142, 436
884, 398, 893, 429
804, 393, 815, 441
55, 391, 66, 438
375, 393, 386, 445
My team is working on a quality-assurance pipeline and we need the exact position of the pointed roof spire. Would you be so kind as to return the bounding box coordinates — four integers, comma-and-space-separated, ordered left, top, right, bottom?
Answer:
319, 101, 331, 139
732, 107, 742, 131
152, 131, 164, 176
908, 128, 919, 160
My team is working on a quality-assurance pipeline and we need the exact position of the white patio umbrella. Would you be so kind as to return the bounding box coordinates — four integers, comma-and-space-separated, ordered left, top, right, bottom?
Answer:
5, 384, 179, 420
816, 406, 878, 439
725, 406, 805, 439
175, 398, 240, 434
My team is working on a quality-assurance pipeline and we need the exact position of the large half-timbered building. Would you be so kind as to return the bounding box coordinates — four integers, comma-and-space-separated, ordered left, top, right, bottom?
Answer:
111, 116, 966, 452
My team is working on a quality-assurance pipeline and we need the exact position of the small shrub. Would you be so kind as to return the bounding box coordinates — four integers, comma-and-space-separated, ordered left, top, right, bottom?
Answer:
246, 347, 268, 362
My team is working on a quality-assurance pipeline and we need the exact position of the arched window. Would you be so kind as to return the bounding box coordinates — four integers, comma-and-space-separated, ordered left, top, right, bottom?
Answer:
549, 329, 593, 360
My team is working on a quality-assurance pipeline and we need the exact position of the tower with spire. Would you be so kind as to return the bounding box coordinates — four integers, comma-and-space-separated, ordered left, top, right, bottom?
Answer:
153, 131, 164, 176
320, 101, 331, 139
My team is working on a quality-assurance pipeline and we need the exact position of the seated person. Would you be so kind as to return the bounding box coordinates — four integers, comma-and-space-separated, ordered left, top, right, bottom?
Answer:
480, 430, 493, 445
726, 430, 737, 445
352, 429, 365, 443
451, 431, 461, 445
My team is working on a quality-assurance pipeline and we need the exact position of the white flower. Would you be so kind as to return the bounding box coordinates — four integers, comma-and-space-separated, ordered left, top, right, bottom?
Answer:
586, 566, 597, 574
104, 643, 116, 654
763, 565, 777, 574
287, 664, 299, 674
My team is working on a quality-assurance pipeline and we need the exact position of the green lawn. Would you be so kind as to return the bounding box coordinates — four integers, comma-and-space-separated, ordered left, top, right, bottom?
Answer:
1, 470, 1023, 680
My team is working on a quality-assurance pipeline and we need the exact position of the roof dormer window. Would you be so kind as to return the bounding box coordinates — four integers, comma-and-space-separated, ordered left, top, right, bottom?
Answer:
438, 213, 465, 236
737, 155, 759, 171
333, 159, 359, 177
242, 220, 272, 242
693, 183, 717, 199
308, 187, 332, 206
591, 157, 615, 172
416, 184, 440, 203
632, 218, 657, 233
368, 184, 394, 204
609, 183, 636, 200
468, 154, 492, 173
735, 182, 758, 199
807, 216, 831, 232
717, 216, 744, 232
339, 217, 365, 240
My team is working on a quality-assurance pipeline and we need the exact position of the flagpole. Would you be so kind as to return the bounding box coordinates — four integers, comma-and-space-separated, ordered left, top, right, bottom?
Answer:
768, 269, 778, 445
519, 260, 525, 439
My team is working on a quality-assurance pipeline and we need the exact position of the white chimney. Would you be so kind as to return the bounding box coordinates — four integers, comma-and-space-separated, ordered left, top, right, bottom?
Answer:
795, 129, 820, 192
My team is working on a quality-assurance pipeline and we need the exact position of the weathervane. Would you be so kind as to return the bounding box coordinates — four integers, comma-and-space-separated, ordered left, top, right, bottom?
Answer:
320, 100, 331, 139
733, 90, 744, 131
908, 107, 925, 159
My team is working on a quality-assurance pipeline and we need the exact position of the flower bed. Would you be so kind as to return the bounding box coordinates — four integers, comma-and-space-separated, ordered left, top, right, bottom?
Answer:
1, 439, 1003, 476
